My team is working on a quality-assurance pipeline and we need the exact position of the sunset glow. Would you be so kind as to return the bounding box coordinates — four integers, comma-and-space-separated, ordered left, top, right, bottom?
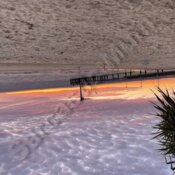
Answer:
5, 77, 175, 101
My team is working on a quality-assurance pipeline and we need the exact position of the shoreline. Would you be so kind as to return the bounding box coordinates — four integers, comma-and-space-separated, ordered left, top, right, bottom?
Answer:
0, 63, 174, 93
0, 79, 70, 93
1, 75, 175, 93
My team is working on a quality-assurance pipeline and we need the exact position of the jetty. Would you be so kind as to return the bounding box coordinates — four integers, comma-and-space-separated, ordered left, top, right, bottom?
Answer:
70, 68, 175, 101
70, 68, 175, 86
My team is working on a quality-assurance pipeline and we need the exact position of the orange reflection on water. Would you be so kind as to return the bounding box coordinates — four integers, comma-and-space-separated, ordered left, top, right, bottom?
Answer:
89, 77, 175, 100
4, 77, 175, 101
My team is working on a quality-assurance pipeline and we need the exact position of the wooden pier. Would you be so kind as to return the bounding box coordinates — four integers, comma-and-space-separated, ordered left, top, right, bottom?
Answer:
70, 68, 175, 86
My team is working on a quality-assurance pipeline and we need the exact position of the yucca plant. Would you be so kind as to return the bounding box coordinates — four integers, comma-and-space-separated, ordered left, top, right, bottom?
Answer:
153, 87, 175, 171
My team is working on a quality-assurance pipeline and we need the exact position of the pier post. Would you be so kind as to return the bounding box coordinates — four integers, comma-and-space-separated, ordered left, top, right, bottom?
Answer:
130, 69, 132, 76
79, 83, 84, 101
125, 82, 127, 88
125, 71, 127, 77
112, 74, 114, 80
140, 69, 142, 87
145, 69, 147, 75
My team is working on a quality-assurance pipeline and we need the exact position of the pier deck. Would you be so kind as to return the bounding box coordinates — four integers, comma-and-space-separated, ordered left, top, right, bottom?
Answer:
70, 69, 175, 86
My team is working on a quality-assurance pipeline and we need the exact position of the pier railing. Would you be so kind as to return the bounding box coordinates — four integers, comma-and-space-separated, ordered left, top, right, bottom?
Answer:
70, 68, 175, 86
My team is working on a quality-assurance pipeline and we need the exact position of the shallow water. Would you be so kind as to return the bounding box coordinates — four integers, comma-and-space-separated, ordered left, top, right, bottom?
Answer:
0, 78, 174, 175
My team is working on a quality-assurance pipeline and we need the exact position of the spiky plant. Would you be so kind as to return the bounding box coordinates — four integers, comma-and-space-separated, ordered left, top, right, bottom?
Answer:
153, 88, 175, 160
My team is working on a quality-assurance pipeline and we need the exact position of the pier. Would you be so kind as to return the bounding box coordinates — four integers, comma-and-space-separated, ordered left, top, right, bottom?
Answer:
70, 68, 175, 101
70, 68, 175, 86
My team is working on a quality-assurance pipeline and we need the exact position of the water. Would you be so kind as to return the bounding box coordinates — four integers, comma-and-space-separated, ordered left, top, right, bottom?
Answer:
0, 77, 174, 175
